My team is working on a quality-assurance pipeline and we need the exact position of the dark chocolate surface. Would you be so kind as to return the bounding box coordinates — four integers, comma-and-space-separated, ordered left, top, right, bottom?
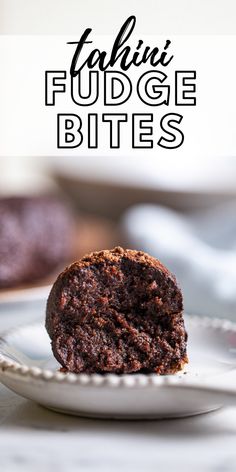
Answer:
46, 247, 188, 374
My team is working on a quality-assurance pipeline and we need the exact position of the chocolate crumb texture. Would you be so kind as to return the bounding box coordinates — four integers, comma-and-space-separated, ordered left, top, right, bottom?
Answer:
46, 247, 188, 375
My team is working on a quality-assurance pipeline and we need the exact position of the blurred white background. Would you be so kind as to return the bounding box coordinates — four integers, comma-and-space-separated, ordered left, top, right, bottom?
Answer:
1, 0, 236, 35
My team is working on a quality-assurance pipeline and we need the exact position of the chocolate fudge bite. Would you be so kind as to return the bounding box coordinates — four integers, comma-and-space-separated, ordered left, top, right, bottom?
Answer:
46, 247, 188, 375
0, 195, 74, 289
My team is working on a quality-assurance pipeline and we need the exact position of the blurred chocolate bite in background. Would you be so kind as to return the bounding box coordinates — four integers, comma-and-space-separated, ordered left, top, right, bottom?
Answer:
0, 195, 75, 289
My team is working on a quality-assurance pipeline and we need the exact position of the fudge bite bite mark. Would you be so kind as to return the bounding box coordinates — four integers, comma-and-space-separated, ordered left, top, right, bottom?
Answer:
46, 247, 188, 374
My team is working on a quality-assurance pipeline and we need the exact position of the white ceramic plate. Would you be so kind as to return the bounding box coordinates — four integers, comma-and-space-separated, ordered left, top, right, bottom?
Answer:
1, 315, 236, 419
52, 156, 236, 217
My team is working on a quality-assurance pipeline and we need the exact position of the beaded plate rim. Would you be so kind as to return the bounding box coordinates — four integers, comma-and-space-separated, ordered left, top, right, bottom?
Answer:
0, 315, 235, 388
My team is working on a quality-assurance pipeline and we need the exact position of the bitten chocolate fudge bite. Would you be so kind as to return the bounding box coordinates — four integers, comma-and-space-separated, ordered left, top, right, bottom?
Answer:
46, 247, 188, 375
0, 195, 74, 288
